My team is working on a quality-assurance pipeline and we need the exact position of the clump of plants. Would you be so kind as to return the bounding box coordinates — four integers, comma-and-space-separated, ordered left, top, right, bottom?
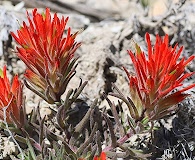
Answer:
0, 8, 194, 160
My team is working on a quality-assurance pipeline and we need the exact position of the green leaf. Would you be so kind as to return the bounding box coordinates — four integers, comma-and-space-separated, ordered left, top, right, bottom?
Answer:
26, 138, 37, 160
0, 68, 3, 77
135, 43, 142, 55
141, 116, 149, 125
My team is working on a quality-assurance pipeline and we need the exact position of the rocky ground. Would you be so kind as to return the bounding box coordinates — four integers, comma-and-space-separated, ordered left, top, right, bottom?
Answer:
0, 0, 195, 159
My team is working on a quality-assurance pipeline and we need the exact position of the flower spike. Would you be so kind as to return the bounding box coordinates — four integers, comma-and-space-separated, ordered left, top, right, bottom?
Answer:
0, 66, 23, 124
94, 152, 106, 160
124, 33, 195, 121
11, 8, 81, 104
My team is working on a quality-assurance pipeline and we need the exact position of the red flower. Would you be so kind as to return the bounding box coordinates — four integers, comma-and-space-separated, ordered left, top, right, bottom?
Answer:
94, 152, 106, 160
0, 66, 23, 123
124, 33, 195, 120
11, 8, 81, 103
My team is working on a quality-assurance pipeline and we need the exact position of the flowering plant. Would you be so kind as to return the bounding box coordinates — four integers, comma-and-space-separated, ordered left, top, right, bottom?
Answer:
94, 152, 106, 160
10, 8, 103, 160
0, 6, 194, 160
11, 8, 81, 104
123, 33, 195, 121
0, 66, 23, 124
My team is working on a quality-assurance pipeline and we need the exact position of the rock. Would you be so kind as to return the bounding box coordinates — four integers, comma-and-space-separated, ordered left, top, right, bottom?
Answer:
67, 20, 135, 102
0, 134, 18, 159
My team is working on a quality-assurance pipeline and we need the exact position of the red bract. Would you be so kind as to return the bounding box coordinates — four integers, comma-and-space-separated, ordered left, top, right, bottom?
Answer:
124, 33, 195, 120
11, 8, 81, 104
94, 152, 106, 160
0, 66, 23, 123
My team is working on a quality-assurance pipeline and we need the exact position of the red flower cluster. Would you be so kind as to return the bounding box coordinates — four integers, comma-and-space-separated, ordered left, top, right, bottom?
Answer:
124, 33, 195, 120
94, 152, 106, 160
11, 8, 81, 104
0, 66, 23, 123
78, 152, 106, 160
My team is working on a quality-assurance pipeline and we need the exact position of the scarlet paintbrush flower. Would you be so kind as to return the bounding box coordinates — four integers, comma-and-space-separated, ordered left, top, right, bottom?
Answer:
124, 33, 195, 120
11, 8, 81, 104
0, 66, 23, 123
77, 152, 106, 160
94, 152, 106, 160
